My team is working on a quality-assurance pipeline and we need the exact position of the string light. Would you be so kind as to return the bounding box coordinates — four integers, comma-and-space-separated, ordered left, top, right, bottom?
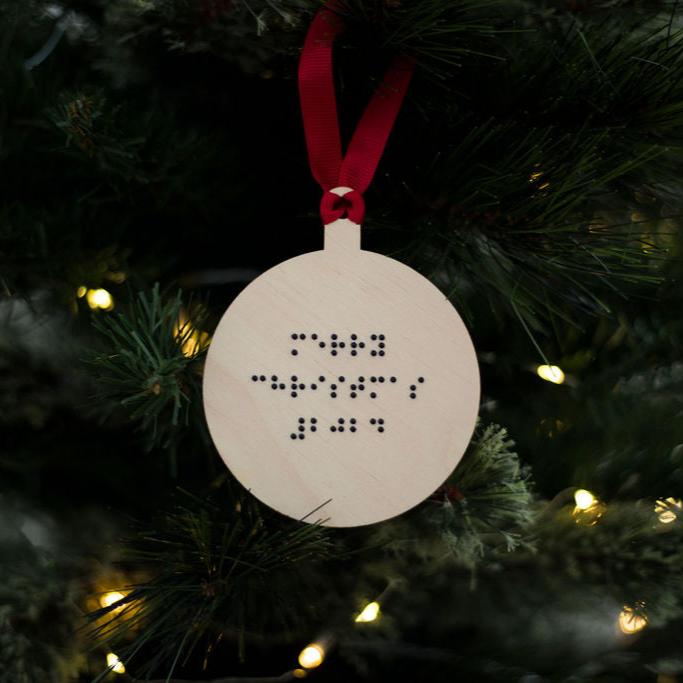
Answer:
572, 488, 604, 526
99, 591, 126, 610
618, 606, 648, 635
86, 287, 114, 311
106, 652, 126, 674
174, 310, 210, 358
655, 497, 682, 524
355, 601, 380, 623
574, 489, 597, 511
292, 670, 307, 679
536, 364, 565, 384
298, 643, 325, 669
76, 285, 87, 298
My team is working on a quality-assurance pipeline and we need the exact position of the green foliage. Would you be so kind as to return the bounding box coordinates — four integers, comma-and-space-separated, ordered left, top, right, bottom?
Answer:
88, 285, 206, 449
89, 490, 335, 680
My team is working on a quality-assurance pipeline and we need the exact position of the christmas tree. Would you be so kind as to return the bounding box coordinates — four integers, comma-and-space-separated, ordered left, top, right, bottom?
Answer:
3, 1, 683, 681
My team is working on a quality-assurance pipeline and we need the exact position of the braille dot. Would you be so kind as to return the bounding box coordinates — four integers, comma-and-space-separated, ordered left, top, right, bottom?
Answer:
390, 376, 396, 383
311, 418, 317, 424
331, 392, 337, 398
290, 433, 297, 440
331, 341, 338, 348
251, 375, 258, 381
339, 376, 346, 382
370, 418, 376, 424
359, 384, 365, 391
339, 342, 345, 348
319, 376, 325, 382
371, 334, 377, 340
351, 392, 357, 398
331, 426, 337, 432
379, 350, 385, 357
351, 342, 357, 348
311, 426, 317, 432
359, 376, 365, 382
331, 334, 338, 340
312, 333, 318, 340
338, 418, 344, 424
410, 393, 416, 399
418, 377, 425, 383
271, 375, 278, 381
359, 342, 365, 348
260, 375, 266, 381
371, 350, 377, 357
350, 418, 357, 424
338, 426, 345, 432
379, 342, 385, 349
370, 392, 377, 398
379, 334, 385, 340
351, 350, 358, 356
298, 425, 305, 432
291, 392, 297, 398
410, 385, 417, 391
291, 384, 297, 390
351, 383, 358, 391
271, 383, 277, 389
311, 384, 317, 390
300, 334, 306, 340
299, 383, 305, 390
378, 419, 384, 424
298, 434, 305, 440
331, 384, 337, 390
291, 333, 298, 340
378, 426, 384, 433
351, 334, 357, 340
291, 349, 298, 356
279, 383, 285, 390
291, 376, 298, 381
331, 350, 337, 356
319, 341, 326, 348
350, 426, 357, 433
370, 376, 377, 382
379, 377, 385, 383
298, 418, 305, 424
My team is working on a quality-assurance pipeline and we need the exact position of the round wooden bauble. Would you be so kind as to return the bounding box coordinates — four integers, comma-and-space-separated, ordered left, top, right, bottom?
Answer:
203, 217, 480, 527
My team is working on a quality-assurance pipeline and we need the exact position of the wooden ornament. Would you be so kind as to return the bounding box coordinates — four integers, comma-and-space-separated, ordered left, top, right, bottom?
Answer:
203, 201, 480, 527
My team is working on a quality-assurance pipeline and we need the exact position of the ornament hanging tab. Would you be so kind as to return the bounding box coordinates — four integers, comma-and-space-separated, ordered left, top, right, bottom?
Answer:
298, 2, 415, 226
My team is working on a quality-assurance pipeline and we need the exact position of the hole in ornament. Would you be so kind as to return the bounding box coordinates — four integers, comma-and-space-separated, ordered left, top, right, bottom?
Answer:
291, 350, 298, 356
299, 434, 305, 440
418, 377, 425, 383
410, 393, 416, 399
370, 392, 377, 399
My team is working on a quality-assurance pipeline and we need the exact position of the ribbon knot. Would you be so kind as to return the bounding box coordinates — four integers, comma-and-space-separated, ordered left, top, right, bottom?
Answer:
320, 189, 366, 225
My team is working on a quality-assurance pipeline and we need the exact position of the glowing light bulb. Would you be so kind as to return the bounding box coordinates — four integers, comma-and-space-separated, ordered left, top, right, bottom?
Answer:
76, 285, 87, 298
655, 497, 682, 524
536, 364, 565, 384
618, 606, 647, 634
174, 310, 210, 358
86, 288, 114, 311
100, 591, 126, 610
355, 601, 380, 623
574, 489, 597, 511
298, 643, 325, 669
293, 669, 307, 679
106, 652, 126, 674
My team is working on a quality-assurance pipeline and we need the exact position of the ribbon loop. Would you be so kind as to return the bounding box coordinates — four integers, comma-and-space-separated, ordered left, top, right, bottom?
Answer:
298, 3, 414, 226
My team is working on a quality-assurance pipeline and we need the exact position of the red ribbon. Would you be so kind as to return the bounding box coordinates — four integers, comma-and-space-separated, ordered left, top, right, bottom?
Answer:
298, 3, 414, 225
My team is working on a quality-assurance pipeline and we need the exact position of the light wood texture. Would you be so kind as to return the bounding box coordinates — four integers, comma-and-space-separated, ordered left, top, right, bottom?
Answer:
203, 215, 480, 527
